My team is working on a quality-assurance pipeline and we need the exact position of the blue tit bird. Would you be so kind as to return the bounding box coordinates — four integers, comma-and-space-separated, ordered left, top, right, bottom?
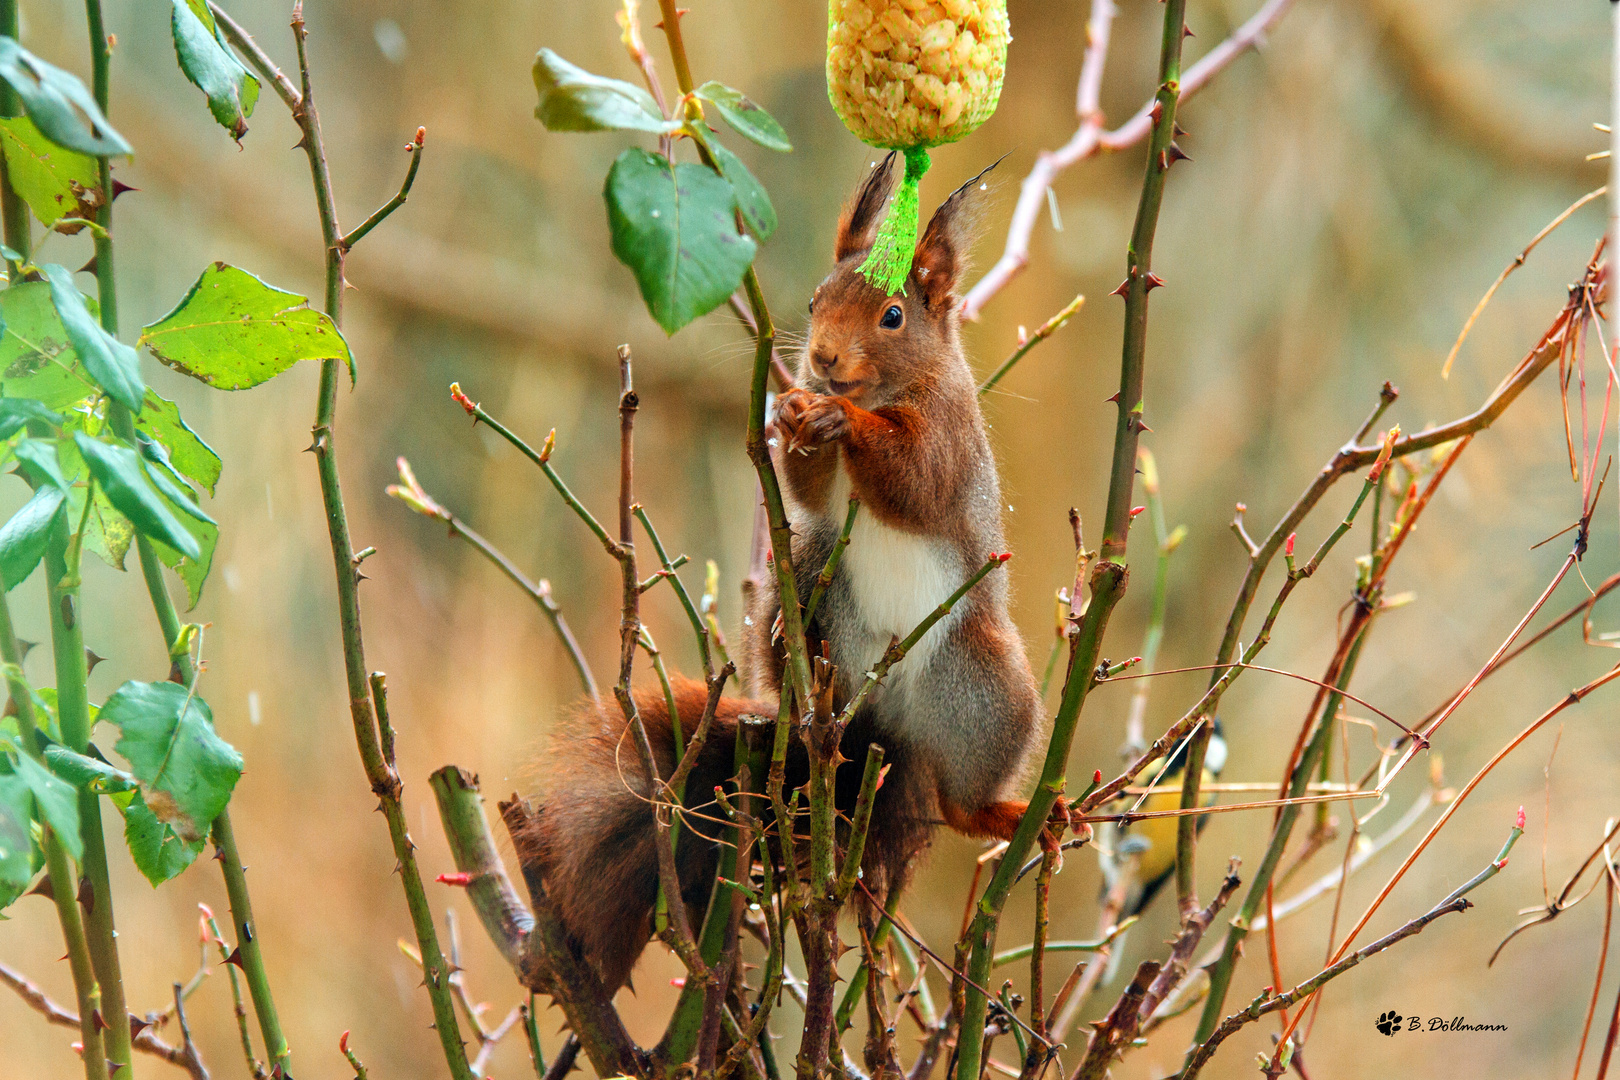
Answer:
1096, 718, 1227, 981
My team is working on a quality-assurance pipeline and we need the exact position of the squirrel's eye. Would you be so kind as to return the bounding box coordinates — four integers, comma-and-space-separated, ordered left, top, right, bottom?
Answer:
880, 304, 904, 330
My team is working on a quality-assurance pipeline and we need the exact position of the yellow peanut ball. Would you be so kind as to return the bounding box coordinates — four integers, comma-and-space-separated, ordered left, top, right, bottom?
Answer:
827, 0, 1009, 150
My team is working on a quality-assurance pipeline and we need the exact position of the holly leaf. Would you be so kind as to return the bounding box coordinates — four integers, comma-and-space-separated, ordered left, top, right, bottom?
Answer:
0, 484, 65, 589
709, 140, 776, 241
169, 0, 259, 141
0, 117, 100, 228
140, 263, 354, 389
134, 391, 219, 496
74, 433, 200, 560
0, 282, 97, 411
45, 265, 143, 413
532, 48, 679, 135
605, 148, 756, 335
100, 681, 239, 846
693, 81, 791, 152
0, 38, 130, 157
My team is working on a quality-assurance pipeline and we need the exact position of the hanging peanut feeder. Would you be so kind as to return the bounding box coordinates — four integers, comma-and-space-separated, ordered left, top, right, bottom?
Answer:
827, 0, 1010, 295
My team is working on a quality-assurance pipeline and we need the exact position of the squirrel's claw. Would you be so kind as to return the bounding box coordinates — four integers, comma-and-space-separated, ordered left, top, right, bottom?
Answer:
1037, 796, 1077, 869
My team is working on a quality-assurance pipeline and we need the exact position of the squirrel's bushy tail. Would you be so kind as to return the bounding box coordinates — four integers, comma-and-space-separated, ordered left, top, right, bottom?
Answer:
518, 678, 940, 991
514, 678, 770, 992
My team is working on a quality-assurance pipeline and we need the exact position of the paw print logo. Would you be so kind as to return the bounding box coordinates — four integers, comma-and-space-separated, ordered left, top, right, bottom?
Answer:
1375, 1010, 1403, 1037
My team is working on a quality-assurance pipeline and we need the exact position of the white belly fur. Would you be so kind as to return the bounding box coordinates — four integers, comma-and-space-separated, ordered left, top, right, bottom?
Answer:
828, 469, 962, 705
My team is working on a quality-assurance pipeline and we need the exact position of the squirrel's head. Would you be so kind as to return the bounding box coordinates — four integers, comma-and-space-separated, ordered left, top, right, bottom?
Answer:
802, 153, 989, 404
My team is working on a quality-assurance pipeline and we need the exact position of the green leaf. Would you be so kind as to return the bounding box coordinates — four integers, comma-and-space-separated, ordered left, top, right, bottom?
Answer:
693, 81, 792, 152
45, 265, 144, 413
114, 786, 202, 885
5, 741, 79, 859
0, 399, 63, 441
169, 0, 259, 141
44, 744, 138, 795
0, 38, 130, 157
134, 391, 219, 496
73, 485, 133, 571
73, 433, 200, 560
605, 148, 757, 335
100, 681, 239, 845
0, 484, 64, 589
147, 504, 216, 611
16, 688, 64, 745
138, 439, 213, 525
0, 116, 100, 228
532, 48, 679, 135
0, 771, 35, 907
13, 437, 67, 492
0, 282, 98, 411
709, 140, 776, 241
140, 263, 354, 389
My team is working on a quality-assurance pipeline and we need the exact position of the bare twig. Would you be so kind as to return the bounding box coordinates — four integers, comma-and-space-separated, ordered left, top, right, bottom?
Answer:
341, 126, 425, 252
389, 456, 599, 701
962, 0, 1297, 318
978, 293, 1085, 394
0, 961, 206, 1078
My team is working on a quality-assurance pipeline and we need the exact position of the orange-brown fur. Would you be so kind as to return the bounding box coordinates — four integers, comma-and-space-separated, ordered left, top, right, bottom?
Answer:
524, 157, 1062, 993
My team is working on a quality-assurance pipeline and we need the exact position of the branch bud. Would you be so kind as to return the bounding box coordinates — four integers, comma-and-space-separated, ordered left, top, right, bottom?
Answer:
450, 382, 477, 416
435, 872, 474, 887
1368, 425, 1401, 482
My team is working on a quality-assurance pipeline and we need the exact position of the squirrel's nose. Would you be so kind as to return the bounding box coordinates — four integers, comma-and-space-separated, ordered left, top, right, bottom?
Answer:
811, 351, 838, 377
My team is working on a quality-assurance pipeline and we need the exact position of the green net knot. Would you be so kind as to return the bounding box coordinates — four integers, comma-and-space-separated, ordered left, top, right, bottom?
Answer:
858, 147, 931, 296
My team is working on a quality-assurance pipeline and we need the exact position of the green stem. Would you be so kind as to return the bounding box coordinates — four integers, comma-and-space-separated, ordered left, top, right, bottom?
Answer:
430, 766, 536, 969
952, 4, 1189, 1075
634, 504, 713, 676
1191, 615, 1375, 1052
644, 0, 813, 712
0, 589, 105, 1080
212, 812, 290, 1070
0, 0, 26, 271
83, 0, 115, 335
46, 518, 132, 1079
283, 10, 471, 1075
803, 497, 858, 626
835, 885, 900, 1033
454, 392, 619, 558
522, 997, 545, 1078
83, 0, 295, 1057
978, 293, 1086, 395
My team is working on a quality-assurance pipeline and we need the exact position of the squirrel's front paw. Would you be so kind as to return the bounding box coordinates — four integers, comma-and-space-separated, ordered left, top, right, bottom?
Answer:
797, 396, 850, 447
774, 388, 817, 453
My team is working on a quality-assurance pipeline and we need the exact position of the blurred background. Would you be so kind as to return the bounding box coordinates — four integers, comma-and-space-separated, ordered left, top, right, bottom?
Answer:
2, 0, 1617, 1077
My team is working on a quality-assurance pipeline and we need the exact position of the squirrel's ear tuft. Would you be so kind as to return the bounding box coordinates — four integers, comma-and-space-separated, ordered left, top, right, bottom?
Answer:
836, 152, 898, 261
912, 159, 997, 308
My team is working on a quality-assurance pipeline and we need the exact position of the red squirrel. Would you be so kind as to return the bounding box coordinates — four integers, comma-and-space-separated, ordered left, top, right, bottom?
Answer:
522, 155, 1055, 993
